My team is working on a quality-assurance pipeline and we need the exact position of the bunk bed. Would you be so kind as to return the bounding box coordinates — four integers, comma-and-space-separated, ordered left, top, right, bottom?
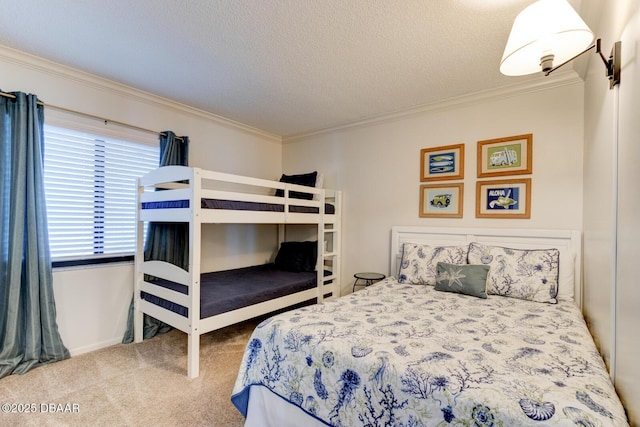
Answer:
133, 166, 342, 378
231, 227, 629, 426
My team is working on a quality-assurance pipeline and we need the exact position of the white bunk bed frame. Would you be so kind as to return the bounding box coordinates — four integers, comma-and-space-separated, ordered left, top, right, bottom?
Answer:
133, 166, 342, 378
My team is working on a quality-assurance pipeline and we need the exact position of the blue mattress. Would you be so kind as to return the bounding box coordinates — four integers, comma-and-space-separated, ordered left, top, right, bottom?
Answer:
141, 264, 321, 319
142, 199, 335, 214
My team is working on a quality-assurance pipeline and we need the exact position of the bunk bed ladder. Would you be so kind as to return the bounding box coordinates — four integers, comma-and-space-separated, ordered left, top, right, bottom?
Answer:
321, 190, 341, 300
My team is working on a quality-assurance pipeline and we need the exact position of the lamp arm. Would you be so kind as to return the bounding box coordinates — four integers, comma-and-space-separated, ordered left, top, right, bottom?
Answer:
595, 38, 610, 68
544, 41, 597, 76
545, 38, 621, 89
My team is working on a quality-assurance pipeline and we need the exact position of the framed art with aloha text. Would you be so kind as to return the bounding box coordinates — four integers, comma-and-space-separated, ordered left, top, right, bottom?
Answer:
476, 178, 531, 219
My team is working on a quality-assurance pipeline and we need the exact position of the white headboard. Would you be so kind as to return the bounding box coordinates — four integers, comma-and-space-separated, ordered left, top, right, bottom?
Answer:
390, 226, 583, 308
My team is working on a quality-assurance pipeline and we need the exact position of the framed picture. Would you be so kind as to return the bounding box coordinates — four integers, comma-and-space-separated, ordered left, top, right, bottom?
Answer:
420, 144, 464, 181
420, 183, 464, 218
477, 134, 532, 178
476, 178, 531, 219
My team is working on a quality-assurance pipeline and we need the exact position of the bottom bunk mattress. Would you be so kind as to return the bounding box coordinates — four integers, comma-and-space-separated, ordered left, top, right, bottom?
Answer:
231, 277, 628, 426
141, 264, 318, 319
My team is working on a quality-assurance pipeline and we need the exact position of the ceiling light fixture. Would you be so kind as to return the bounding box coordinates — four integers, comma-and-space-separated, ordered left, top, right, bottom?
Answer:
500, 0, 621, 89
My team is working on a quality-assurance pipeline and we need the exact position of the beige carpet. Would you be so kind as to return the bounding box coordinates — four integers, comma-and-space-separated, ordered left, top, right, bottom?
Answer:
0, 319, 260, 427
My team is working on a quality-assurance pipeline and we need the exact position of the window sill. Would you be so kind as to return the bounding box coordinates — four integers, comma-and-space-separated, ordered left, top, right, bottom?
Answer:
52, 256, 134, 271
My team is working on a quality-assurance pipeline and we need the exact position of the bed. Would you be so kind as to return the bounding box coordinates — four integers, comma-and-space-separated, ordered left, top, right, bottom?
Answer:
133, 166, 342, 378
231, 226, 629, 426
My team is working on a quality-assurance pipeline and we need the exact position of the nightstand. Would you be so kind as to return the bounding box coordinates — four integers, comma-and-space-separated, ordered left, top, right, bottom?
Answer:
353, 272, 386, 292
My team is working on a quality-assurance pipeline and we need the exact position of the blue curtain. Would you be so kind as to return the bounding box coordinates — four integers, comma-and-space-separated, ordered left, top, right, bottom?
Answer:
143, 131, 189, 270
0, 91, 69, 378
122, 131, 189, 343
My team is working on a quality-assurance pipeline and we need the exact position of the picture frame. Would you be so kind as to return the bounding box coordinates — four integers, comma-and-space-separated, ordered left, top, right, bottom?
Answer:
477, 134, 532, 178
419, 183, 464, 218
420, 144, 465, 182
476, 178, 531, 219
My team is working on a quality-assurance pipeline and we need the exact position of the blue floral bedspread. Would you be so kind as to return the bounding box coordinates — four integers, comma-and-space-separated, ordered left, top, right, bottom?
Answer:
231, 278, 628, 426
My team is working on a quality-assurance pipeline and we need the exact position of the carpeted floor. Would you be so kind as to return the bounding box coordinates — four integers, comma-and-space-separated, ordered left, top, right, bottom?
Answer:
0, 319, 260, 427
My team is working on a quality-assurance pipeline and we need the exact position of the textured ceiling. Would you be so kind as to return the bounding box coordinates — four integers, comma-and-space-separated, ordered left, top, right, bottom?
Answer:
0, 0, 596, 138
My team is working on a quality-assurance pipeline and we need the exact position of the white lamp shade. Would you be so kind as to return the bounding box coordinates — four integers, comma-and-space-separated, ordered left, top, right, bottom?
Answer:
500, 0, 594, 76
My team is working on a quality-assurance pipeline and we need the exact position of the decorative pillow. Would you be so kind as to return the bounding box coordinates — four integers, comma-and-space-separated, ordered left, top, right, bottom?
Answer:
274, 171, 318, 200
397, 243, 468, 285
467, 242, 560, 304
435, 262, 489, 299
274, 241, 318, 272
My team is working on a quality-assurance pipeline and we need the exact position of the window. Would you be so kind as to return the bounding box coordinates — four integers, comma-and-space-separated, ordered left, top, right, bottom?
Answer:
43, 125, 158, 266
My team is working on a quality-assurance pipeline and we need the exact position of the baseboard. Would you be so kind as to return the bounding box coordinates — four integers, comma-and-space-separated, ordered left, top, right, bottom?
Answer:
68, 337, 124, 357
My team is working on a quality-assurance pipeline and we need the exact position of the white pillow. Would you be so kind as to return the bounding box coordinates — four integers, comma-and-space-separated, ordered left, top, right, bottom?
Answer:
557, 250, 576, 302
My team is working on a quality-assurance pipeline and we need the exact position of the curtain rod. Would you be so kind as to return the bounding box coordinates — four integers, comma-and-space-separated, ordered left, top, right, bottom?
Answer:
0, 90, 182, 140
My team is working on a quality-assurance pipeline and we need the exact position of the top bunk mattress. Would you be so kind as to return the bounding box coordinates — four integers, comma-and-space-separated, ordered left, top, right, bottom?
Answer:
142, 199, 335, 214
141, 263, 319, 319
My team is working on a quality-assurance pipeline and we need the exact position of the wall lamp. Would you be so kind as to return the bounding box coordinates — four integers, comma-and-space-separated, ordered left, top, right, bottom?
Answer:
500, 0, 621, 89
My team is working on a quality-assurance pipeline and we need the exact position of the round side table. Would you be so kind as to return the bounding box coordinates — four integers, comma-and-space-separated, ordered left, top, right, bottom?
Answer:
353, 272, 386, 292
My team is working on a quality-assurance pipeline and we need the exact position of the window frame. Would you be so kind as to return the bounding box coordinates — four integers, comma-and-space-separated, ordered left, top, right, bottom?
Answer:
44, 110, 159, 269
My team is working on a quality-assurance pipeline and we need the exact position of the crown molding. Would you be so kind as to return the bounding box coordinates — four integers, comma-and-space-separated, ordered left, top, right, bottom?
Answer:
0, 44, 281, 142
1, 43, 583, 145
283, 72, 584, 143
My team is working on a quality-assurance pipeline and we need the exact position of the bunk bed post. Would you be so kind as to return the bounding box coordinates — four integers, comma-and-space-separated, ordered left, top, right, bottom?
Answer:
188, 167, 202, 379
278, 224, 285, 247
134, 177, 144, 343
334, 190, 342, 298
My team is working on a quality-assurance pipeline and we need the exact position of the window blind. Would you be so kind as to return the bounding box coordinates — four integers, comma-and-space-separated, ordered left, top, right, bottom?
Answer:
43, 125, 159, 262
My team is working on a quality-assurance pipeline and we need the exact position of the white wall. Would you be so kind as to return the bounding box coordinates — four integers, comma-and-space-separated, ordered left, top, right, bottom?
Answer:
0, 46, 283, 355
582, 29, 616, 371
583, 0, 640, 422
283, 80, 585, 297
616, 7, 640, 421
